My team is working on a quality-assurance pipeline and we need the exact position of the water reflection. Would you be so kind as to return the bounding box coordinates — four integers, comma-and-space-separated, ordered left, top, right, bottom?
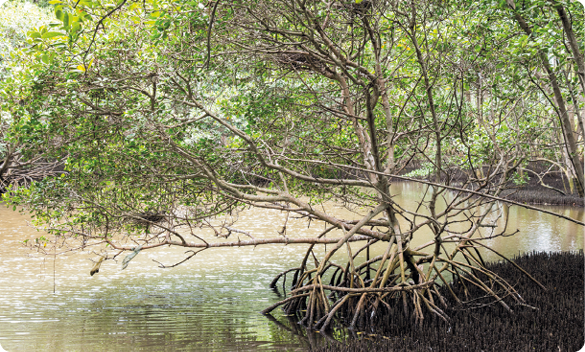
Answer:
0, 210, 313, 351
389, 182, 584, 261
0, 182, 582, 351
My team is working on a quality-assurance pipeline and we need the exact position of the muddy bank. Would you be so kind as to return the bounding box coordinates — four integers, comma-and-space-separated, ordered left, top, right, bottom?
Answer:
498, 177, 583, 207
496, 161, 583, 206
315, 251, 584, 352
394, 162, 584, 207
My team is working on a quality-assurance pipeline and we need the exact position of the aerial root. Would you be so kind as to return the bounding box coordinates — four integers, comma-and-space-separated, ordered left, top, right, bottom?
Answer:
265, 239, 544, 331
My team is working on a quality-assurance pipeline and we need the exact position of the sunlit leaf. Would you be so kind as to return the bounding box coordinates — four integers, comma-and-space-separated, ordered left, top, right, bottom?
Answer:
63, 12, 69, 28
41, 31, 64, 39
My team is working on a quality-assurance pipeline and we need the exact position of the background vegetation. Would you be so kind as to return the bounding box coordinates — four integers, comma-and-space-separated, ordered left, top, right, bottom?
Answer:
0, 0, 583, 330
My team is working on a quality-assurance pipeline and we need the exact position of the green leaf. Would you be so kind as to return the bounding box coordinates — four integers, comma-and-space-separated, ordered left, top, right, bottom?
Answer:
41, 31, 64, 39
63, 12, 70, 28
29, 31, 42, 39
71, 21, 81, 34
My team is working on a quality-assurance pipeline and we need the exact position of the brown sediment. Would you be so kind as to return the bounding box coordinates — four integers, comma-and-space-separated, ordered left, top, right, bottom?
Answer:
314, 251, 584, 352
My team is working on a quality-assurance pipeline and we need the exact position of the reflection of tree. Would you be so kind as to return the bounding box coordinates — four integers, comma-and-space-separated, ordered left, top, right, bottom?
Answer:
264, 312, 345, 351
42, 295, 307, 350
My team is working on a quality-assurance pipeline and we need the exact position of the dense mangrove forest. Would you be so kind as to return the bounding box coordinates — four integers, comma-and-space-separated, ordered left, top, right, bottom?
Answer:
0, 0, 583, 350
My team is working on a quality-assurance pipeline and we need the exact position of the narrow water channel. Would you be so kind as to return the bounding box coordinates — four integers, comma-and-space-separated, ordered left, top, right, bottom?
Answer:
0, 183, 582, 351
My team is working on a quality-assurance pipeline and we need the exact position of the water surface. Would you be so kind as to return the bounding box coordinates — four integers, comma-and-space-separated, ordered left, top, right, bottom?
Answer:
0, 183, 582, 351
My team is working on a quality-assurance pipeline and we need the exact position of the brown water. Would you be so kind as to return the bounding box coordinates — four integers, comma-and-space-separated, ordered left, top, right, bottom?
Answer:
0, 183, 583, 351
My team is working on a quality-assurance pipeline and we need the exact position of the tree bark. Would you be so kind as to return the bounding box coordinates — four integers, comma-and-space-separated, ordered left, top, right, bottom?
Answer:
506, 1, 584, 196
552, 1, 585, 98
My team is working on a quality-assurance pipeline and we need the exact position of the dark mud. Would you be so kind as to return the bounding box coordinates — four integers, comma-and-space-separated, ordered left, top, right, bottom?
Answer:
496, 161, 583, 206
315, 251, 584, 352
498, 176, 583, 207
396, 161, 584, 207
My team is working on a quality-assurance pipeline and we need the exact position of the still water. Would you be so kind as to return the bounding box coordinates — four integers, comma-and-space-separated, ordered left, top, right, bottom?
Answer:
0, 183, 583, 351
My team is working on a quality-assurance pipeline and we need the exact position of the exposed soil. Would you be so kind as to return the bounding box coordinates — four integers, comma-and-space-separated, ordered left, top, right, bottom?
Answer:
498, 175, 584, 207
395, 161, 584, 207
315, 251, 584, 352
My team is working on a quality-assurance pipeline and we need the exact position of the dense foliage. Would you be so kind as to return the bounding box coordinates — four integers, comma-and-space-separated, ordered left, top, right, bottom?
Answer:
1, 0, 583, 329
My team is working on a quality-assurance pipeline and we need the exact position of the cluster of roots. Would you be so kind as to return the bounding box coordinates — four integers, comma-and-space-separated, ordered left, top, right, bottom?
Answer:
314, 251, 583, 352
265, 237, 543, 332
